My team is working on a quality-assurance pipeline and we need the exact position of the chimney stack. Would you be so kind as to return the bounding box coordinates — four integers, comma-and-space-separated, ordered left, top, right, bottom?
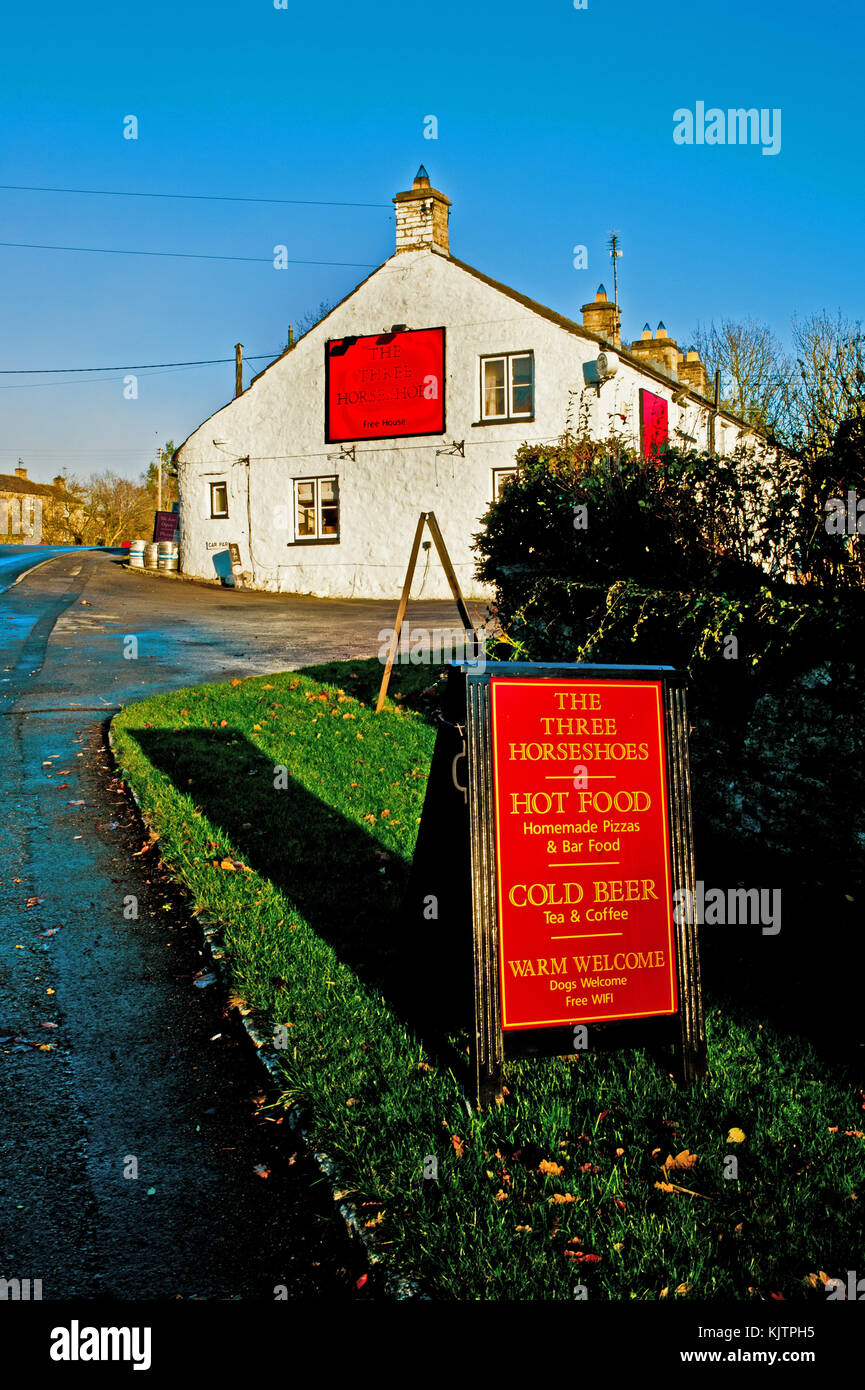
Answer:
393, 165, 451, 255
581, 284, 621, 347
676, 348, 710, 397
629, 321, 680, 378
53, 475, 65, 489
14, 466, 27, 480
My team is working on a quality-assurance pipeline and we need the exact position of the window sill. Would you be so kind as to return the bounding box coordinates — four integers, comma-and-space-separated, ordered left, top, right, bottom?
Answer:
287, 537, 341, 546
473, 416, 535, 427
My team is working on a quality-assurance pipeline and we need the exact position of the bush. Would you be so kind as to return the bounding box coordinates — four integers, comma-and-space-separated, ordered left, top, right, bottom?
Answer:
472, 430, 865, 887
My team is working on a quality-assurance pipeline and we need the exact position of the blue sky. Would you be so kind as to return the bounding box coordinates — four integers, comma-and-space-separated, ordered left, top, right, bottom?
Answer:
2, 0, 862, 483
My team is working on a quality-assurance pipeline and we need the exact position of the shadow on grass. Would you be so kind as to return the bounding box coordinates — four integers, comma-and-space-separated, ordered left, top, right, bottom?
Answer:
130, 725, 466, 1070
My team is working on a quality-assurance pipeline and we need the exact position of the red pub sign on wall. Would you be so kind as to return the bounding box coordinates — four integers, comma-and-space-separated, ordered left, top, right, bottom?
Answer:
464, 662, 705, 1105
325, 327, 446, 443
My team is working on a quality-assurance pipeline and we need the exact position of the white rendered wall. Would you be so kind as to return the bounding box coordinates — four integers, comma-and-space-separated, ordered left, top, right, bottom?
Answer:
177, 250, 766, 600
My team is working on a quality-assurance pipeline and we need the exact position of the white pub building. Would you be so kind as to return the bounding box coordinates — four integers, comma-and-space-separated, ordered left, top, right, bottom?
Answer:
176, 166, 767, 599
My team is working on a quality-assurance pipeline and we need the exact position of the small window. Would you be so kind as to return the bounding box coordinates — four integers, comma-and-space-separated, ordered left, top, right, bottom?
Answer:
210, 481, 228, 518
492, 468, 518, 502
480, 352, 534, 421
292, 476, 339, 542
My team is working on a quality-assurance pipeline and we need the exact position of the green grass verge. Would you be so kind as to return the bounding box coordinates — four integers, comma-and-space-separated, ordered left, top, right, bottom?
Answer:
111, 660, 864, 1301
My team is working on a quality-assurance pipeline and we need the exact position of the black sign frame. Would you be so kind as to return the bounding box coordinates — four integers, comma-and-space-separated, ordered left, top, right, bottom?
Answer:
464, 662, 706, 1106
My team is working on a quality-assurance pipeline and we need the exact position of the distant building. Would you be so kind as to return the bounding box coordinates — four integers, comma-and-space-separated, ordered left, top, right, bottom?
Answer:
176, 167, 773, 599
0, 467, 84, 545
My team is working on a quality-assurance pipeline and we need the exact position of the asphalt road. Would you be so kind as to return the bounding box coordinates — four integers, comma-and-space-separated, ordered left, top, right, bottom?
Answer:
0, 545, 96, 595
0, 549, 467, 1299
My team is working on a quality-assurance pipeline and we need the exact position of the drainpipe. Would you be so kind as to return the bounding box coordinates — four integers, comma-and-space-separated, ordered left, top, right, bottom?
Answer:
241, 454, 252, 586
708, 369, 721, 454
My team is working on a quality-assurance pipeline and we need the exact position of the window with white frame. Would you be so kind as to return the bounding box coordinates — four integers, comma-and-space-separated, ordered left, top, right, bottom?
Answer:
492, 468, 518, 502
480, 351, 534, 421
210, 481, 228, 518
293, 476, 339, 541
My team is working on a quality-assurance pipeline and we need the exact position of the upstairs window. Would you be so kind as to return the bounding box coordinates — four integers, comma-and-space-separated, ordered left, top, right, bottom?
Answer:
480, 352, 534, 421
293, 476, 339, 541
210, 481, 228, 518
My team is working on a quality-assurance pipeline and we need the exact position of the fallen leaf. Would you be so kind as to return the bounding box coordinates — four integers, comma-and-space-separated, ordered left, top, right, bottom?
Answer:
675, 1283, 690, 1297
539, 1159, 565, 1177
231, 678, 242, 686
253, 1165, 271, 1178
727, 1127, 746, 1144
25, 897, 44, 907
550, 1192, 576, 1204
451, 1135, 465, 1158
494, 1189, 508, 1202
664, 1149, 699, 1172
355, 1274, 367, 1290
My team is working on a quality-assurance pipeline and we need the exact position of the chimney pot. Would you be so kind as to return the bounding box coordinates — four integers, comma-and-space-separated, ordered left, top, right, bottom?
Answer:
14, 466, 27, 480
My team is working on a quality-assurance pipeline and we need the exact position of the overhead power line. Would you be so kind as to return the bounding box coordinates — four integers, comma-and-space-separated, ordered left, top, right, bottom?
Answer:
0, 240, 375, 268
0, 354, 281, 375
0, 182, 391, 209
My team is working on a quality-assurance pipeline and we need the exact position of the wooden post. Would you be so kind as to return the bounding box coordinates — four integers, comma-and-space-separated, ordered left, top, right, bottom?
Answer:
424, 512, 476, 648
235, 344, 243, 398
375, 513, 427, 713
375, 511, 479, 713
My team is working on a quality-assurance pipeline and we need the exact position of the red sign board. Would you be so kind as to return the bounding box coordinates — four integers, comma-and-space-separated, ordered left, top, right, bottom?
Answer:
490, 678, 678, 1030
153, 510, 179, 542
325, 327, 445, 442
640, 388, 669, 459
